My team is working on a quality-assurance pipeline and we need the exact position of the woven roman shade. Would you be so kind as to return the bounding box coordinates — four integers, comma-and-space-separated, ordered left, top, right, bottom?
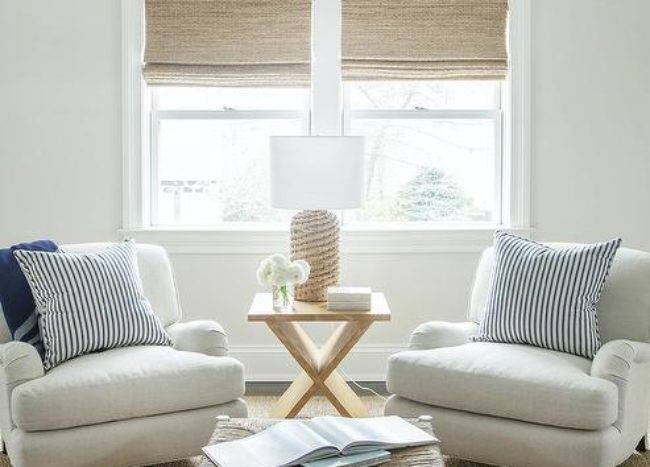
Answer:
143, 0, 311, 87
342, 0, 508, 81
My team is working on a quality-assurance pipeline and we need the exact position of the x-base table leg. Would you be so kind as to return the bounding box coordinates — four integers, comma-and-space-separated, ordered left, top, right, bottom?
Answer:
266, 319, 373, 418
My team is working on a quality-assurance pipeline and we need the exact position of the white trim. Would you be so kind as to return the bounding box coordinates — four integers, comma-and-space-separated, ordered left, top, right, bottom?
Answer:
149, 112, 159, 225
153, 110, 306, 120
230, 344, 406, 382
348, 109, 500, 120
119, 226, 533, 255
121, 0, 145, 229
311, 0, 342, 136
503, 0, 532, 229
494, 110, 504, 225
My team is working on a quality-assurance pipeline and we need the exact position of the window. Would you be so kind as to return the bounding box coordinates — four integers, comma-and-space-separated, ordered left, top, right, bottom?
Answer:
150, 82, 499, 227
343, 81, 501, 225
150, 87, 308, 225
124, 0, 529, 235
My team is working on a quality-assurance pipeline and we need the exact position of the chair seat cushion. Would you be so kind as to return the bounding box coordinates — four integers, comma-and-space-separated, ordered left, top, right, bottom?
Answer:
12, 346, 245, 431
387, 342, 618, 430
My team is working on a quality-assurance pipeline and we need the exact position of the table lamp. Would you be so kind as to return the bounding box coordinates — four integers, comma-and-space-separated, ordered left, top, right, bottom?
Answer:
270, 136, 364, 302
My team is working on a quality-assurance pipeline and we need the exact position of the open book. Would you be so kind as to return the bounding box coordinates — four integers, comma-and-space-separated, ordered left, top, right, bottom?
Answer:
203, 416, 437, 467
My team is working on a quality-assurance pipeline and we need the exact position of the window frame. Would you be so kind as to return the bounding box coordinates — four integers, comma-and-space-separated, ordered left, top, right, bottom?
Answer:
120, 0, 531, 252
342, 82, 504, 226
149, 100, 310, 226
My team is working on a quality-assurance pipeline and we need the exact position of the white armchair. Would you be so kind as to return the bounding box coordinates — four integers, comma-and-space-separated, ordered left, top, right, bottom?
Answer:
386, 246, 650, 467
0, 243, 247, 467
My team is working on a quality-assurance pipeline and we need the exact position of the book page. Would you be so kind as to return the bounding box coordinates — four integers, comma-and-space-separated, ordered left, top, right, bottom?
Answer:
308, 416, 436, 454
203, 421, 339, 467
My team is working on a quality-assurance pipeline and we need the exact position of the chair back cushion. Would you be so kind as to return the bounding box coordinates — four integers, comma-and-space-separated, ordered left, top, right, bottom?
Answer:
470, 243, 650, 345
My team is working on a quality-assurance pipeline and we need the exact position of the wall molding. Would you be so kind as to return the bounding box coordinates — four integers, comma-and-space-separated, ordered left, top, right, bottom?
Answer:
121, 0, 146, 230
229, 344, 407, 382
119, 226, 533, 255
504, 0, 532, 229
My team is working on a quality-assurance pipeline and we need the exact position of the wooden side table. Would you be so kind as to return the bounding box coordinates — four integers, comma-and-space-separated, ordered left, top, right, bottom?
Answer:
248, 292, 390, 418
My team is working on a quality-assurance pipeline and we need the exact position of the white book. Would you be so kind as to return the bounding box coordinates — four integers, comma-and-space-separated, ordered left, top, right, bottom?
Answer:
328, 300, 371, 306
327, 304, 371, 311
327, 299, 372, 306
202, 416, 436, 467
327, 287, 372, 303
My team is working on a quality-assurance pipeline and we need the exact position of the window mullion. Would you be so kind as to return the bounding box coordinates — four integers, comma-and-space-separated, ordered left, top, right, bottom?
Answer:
149, 111, 160, 226
494, 109, 504, 225
311, 0, 343, 136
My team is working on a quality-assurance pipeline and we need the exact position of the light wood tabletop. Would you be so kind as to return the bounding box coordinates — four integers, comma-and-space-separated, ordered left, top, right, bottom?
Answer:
248, 292, 391, 418
247, 292, 391, 322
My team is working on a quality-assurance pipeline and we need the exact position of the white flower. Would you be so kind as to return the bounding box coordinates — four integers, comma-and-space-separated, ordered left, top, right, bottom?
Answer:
269, 254, 289, 267
256, 255, 311, 288
288, 260, 310, 284
293, 260, 310, 278
256, 259, 274, 287
287, 264, 305, 284
270, 266, 291, 286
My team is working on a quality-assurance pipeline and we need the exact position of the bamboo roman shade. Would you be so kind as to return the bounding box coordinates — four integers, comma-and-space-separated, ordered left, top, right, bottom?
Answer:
342, 0, 509, 80
143, 0, 311, 87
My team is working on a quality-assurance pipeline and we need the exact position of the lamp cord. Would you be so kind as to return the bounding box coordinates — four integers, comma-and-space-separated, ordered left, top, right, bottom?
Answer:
329, 323, 387, 402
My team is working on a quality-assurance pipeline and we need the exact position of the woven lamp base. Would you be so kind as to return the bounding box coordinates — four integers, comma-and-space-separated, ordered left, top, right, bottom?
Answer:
290, 210, 339, 302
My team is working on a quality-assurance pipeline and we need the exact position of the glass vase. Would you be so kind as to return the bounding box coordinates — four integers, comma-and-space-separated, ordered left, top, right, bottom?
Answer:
272, 284, 294, 312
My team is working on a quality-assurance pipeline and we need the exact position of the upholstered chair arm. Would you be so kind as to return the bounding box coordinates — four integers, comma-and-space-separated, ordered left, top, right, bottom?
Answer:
0, 341, 44, 386
166, 320, 229, 357
408, 321, 479, 350
591, 339, 650, 432
0, 341, 44, 431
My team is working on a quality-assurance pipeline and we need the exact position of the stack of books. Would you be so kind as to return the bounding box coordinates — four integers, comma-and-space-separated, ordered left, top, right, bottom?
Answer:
327, 287, 372, 311
303, 450, 391, 467
203, 416, 437, 467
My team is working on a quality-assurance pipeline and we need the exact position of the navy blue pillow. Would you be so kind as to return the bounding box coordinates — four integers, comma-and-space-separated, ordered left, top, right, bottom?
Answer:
0, 240, 58, 356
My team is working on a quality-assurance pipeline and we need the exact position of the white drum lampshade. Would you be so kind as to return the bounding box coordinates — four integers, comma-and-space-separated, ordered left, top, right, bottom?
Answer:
270, 136, 364, 301
270, 136, 364, 210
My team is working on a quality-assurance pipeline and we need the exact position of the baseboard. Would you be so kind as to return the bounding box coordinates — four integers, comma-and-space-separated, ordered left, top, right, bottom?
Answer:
229, 344, 406, 382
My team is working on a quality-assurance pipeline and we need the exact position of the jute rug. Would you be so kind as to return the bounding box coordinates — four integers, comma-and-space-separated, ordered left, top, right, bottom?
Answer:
158, 395, 650, 467
1, 395, 647, 466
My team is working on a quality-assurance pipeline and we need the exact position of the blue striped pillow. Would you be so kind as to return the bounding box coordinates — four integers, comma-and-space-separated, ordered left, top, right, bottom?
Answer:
14, 240, 171, 369
473, 232, 621, 358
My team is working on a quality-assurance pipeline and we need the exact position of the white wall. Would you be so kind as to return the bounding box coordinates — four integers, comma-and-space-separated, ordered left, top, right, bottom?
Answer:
0, 0, 122, 243
1, 0, 649, 380
531, 0, 650, 248
167, 249, 480, 380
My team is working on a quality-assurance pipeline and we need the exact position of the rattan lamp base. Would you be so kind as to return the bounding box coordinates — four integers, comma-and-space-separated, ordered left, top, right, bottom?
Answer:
290, 210, 339, 302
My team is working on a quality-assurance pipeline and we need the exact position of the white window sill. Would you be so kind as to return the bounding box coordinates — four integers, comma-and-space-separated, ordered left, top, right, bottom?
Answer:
119, 225, 533, 255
